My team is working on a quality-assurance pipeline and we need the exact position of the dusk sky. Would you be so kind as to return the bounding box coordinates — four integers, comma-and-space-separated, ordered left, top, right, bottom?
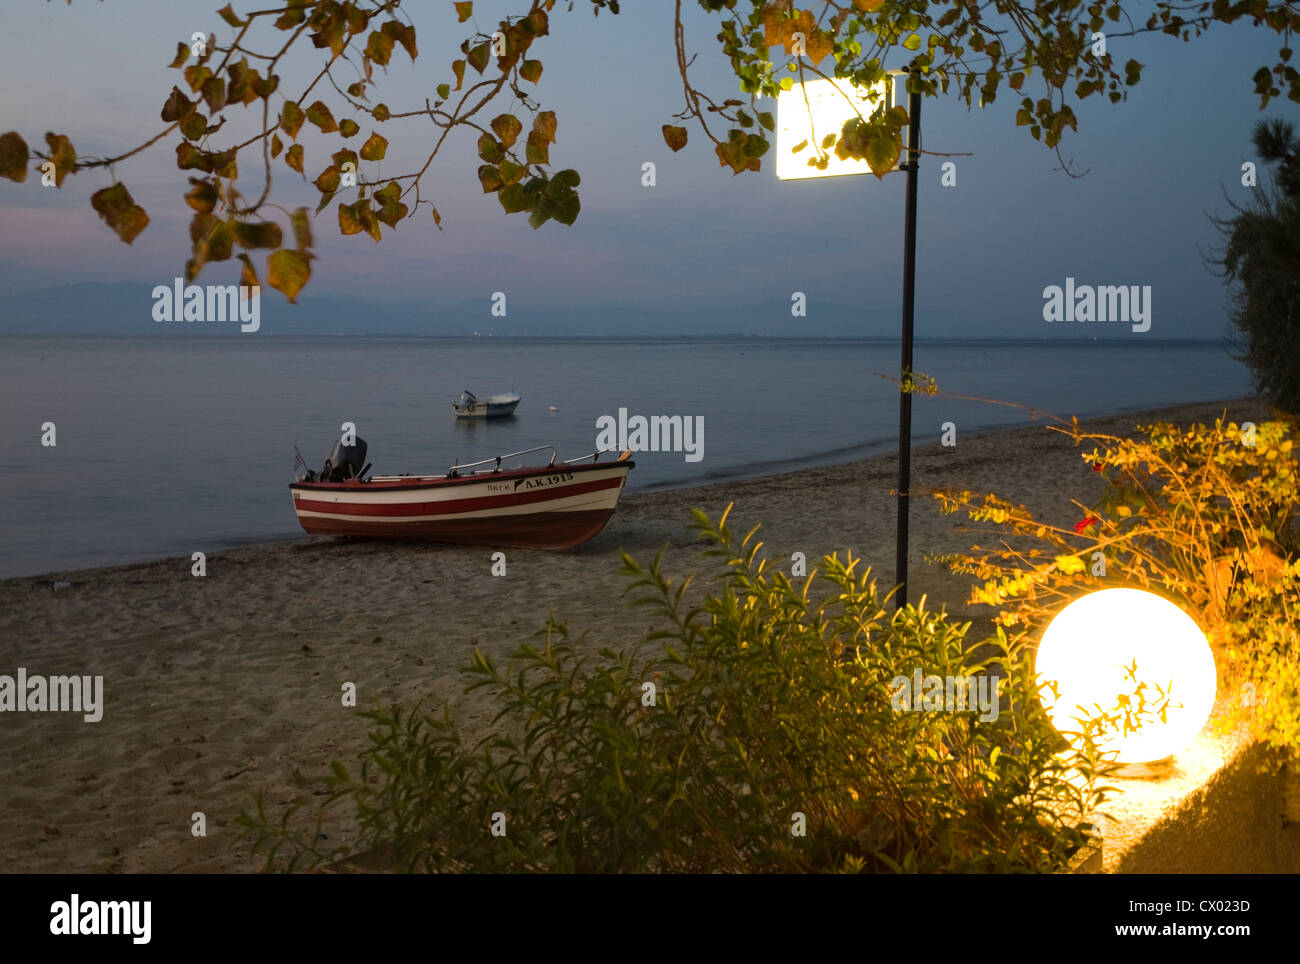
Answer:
1, 1, 1296, 337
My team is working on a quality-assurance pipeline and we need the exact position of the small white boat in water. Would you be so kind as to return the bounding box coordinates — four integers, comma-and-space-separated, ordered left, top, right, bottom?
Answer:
453, 390, 520, 419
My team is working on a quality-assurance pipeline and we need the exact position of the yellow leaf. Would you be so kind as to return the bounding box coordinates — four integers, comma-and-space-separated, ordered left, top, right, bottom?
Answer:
267, 248, 312, 302
1053, 555, 1085, 576
359, 131, 387, 161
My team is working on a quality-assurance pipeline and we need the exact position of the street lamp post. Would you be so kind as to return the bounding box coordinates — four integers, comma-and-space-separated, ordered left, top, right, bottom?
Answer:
775, 67, 922, 611
894, 66, 921, 611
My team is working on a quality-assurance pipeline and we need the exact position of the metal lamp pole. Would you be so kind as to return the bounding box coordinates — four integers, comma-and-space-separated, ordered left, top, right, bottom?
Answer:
894, 66, 921, 611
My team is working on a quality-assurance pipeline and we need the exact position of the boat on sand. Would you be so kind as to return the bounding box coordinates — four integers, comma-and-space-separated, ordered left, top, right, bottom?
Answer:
290, 436, 634, 550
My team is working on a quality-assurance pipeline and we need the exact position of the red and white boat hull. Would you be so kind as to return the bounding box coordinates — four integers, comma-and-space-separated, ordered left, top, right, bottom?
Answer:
289, 459, 633, 550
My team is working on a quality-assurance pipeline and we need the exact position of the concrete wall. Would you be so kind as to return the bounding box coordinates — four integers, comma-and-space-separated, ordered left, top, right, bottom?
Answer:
1110, 741, 1300, 873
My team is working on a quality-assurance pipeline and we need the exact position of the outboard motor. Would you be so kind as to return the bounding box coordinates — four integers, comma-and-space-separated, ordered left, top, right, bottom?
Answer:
321, 434, 368, 482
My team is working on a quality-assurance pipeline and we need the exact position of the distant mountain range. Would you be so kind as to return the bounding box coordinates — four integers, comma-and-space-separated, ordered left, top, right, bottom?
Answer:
0, 281, 903, 338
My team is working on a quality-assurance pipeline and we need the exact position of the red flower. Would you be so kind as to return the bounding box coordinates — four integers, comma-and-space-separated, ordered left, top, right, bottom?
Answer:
1091, 464, 1103, 473
1074, 516, 1101, 534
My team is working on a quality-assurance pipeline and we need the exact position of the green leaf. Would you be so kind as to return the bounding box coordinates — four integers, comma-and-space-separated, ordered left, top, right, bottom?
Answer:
235, 252, 259, 288
382, 20, 417, 60
498, 158, 524, 185
467, 42, 490, 74
185, 65, 212, 93
366, 30, 394, 66
185, 177, 218, 214
305, 100, 338, 133
373, 180, 408, 226
0, 131, 31, 183
330, 148, 358, 171
372, 103, 391, 121
252, 74, 278, 99
757, 111, 775, 132
281, 101, 305, 139
520, 60, 542, 83
169, 42, 189, 69
436, 83, 450, 100
180, 111, 208, 141
478, 164, 503, 193
233, 220, 283, 249
339, 118, 360, 138
188, 214, 231, 270
477, 133, 503, 163
275, 4, 308, 30
359, 131, 388, 161
289, 207, 312, 249
201, 76, 227, 112
902, 33, 921, 51
203, 219, 232, 263
528, 204, 551, 229
525, 130, 549, 165
884, 105, 909, 129
285, 143, 304, 176
553, 193, 580, 226
217, 4, 245, 27
90, 182, 150, 244
863, 129, 900, 178
267, 248, 312, 303
498, 183, 529, 214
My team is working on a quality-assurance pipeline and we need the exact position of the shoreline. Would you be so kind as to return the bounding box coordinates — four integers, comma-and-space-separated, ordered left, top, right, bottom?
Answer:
0, 395, 1273, 872
2, 395, 1269, 585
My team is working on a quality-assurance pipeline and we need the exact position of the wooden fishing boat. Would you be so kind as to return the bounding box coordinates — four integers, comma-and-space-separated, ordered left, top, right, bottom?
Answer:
289, 441, 634, 550
453, 390, 520, 419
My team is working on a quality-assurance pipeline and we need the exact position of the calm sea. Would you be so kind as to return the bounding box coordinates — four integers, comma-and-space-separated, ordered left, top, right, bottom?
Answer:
0, 336, 1252, 578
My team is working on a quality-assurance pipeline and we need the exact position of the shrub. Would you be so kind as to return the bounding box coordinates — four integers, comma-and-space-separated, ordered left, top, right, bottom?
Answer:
933, 415, 1300, 759
237, 508, 1115, 873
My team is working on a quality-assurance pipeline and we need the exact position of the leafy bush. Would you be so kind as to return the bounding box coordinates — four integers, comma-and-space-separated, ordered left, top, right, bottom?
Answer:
238, 508, 1114, 873
934, 415, 1300, 758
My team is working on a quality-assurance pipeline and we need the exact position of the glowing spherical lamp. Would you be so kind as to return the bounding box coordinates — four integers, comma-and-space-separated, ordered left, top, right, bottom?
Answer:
1035, 588, 1217, 765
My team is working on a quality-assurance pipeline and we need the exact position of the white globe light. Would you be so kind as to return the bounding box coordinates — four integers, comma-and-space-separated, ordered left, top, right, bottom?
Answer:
1035, 588, 1217, 765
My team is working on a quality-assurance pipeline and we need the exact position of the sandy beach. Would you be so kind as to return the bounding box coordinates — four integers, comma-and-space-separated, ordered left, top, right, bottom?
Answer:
0, 397, 1272, 873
